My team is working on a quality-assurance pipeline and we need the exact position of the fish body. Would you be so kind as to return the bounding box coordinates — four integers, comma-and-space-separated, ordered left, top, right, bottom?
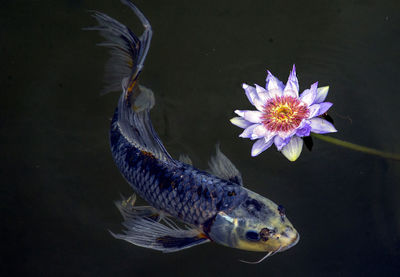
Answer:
110, 119, 247, 226
90, 0, 299, 256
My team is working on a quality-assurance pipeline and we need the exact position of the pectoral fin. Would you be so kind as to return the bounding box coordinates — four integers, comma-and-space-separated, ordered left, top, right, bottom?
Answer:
209, 144, 243, 186
155, 234, 208, 251
112, 197, 209, 252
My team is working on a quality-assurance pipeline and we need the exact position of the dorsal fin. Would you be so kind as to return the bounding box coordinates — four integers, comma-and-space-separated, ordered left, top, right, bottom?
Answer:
209, 145, 243, 185
178, 154, 193, 165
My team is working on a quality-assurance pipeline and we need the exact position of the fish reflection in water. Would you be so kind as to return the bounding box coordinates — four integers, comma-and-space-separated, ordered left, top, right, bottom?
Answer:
88, 0, 299, 263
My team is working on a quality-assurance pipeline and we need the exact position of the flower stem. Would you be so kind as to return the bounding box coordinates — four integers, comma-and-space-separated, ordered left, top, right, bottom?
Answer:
311, 133, 400, 161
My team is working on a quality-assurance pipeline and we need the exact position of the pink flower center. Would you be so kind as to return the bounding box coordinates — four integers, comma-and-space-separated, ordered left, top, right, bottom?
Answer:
261, 96, 309, 133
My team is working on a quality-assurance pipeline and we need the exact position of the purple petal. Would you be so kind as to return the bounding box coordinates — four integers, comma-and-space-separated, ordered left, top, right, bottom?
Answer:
300, 81, 318, 106
274, 135, 292, 151
255, 91, 269, 103
230, 117, 253, 129
309, 118, 337, 134
308, 102, 333, 118
254, 84, 272, 106
255, 84, 267, 95
265, 70, 285, 92
234, 110, 244, 117
250, 124, 267, 139
239, 124, 259, 139
314, 86, 329, 103
266, 88, 282, 100
277, 129, 296, 141
243, 83, 257, 106
241, 84, 265, 111
283, 65, 299, 97
281, 136, 303, 162
251, 125, 275, 140
296, 122, 311, 137
316, 102, 333, 115
264, 130, 276, 142
283, 87, 298, 98
252, 97, 265, 112
251, 137, 274, 157
307, 104, 320, 118
234, 110, 263, 123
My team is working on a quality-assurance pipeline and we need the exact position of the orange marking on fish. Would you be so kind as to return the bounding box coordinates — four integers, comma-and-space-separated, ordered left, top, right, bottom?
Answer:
198, 233, 209, 239
140, 150, 155, 158
125, 78, 138, 100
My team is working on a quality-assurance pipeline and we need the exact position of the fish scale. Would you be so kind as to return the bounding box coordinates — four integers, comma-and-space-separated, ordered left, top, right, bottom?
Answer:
110, 109, 247, 226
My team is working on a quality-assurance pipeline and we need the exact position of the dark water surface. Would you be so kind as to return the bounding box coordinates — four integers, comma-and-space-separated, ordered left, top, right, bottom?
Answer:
2, 0, 400, 276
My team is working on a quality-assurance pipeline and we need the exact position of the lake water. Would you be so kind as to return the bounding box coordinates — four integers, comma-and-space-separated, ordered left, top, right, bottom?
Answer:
2, 0, 400, 276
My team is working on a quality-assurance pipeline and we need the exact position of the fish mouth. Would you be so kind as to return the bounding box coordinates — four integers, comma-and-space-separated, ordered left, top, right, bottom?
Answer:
278, 232, 300, 252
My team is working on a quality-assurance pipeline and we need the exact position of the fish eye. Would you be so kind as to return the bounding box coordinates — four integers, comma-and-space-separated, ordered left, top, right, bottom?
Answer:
259, 228, 272, 241
245, 230, 260, 241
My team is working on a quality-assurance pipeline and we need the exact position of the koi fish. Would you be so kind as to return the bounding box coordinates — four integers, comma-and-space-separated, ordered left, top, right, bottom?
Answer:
88, 0, 299, 262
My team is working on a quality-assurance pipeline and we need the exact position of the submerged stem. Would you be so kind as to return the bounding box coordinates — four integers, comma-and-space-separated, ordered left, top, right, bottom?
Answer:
311, 134, 400, 161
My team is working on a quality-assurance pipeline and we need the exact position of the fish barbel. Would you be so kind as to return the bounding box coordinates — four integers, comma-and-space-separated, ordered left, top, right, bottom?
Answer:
88, 0, 299, 258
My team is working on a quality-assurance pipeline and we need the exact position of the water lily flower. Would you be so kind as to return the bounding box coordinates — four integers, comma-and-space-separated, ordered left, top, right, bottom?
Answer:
231, 65, 337, 161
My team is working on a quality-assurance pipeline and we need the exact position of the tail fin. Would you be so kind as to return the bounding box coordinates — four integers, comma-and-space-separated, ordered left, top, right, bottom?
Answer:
85, 0, 152, 95
88, 1, 176, 164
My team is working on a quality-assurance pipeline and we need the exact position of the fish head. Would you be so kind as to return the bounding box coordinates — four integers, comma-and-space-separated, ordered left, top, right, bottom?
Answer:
205, 189, 299, 253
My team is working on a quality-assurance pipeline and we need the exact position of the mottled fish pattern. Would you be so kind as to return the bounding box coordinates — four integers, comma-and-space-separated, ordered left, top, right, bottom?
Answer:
110, 109, 247, 227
